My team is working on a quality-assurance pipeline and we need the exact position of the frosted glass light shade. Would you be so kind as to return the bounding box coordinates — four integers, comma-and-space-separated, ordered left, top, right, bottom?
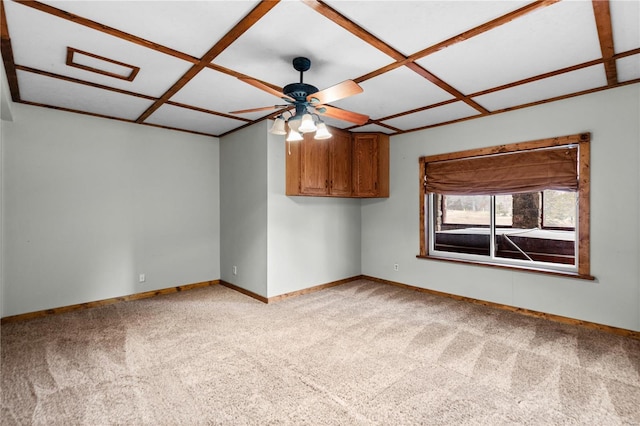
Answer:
298, 113, 317, 133
287, 118, 301, 132
269, 118, 286, 135
314, 122, 332, 140
286, 129, 303, 142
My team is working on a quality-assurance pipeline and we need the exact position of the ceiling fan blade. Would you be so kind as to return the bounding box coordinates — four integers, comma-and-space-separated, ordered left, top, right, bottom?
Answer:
315, 105, 369, 126
239, 78, 294, 102
229, 105, 287, 114
307, 80, 363, 105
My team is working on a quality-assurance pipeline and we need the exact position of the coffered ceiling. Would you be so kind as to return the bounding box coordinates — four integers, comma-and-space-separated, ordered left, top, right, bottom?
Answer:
1, 0, 639, 138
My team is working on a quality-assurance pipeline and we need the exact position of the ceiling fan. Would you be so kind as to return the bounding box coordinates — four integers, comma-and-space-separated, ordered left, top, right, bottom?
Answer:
230, 57, 369, 141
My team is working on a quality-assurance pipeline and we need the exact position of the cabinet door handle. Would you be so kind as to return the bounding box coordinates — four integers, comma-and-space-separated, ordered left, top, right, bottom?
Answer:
325, 180, 329, 188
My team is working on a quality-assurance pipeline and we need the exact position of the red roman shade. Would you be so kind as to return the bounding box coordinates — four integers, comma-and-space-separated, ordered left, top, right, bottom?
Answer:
425, 146, 578, 195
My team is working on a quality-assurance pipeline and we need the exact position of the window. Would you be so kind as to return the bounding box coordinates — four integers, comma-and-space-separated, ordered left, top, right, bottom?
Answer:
419, 133, 592, 279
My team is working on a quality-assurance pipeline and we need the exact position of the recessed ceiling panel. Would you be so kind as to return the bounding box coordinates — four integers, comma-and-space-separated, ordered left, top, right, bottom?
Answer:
617, 55, 640, 83
144, 104, 244, 136
382, 102, 480, 131
35, 0, 261, 59
170, 68, 284, 122
473, 65, 607, 111
67, 47, 138, 80
4, 0, 192, 97
212, 1, 394, 91
610, 0, 640, 53
324, 0, 531, 56
416, 1, 602, 94
17, 70, 154, 120
332, 65, 453, 119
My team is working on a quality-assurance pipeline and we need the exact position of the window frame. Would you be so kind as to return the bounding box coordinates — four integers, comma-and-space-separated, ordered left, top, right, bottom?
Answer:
418, 133, 593, 280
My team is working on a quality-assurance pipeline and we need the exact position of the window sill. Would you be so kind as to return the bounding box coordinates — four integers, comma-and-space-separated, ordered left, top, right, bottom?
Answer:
416, 255, 596, 281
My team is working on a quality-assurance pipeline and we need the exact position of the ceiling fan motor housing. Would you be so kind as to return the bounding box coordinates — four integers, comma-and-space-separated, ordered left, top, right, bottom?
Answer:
283, 83, 318, 101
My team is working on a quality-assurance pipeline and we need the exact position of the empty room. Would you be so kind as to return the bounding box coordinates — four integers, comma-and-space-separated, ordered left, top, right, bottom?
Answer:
1, 0, 639, 424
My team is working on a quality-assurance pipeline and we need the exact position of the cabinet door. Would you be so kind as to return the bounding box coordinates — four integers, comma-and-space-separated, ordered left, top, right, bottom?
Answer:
329, 131, 352, 196
300, 133, 329, 195
352, 134, 379, 197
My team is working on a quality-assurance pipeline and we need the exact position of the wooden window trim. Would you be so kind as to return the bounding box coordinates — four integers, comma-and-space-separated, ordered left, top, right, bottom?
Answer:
419, 132, 592, 279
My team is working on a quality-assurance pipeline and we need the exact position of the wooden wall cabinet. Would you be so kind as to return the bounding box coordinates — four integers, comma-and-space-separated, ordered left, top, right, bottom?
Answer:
352, 133, 389, 198
286, 129, 389, 199
286, 127, 352, 196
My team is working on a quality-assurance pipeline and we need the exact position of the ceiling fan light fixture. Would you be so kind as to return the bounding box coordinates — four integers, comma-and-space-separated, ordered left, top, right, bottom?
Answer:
287, 118, 301, 132
298, 113, 317, 133
269, 117, 286, 135
314, 122, 332, 140
286, 129, 303, 142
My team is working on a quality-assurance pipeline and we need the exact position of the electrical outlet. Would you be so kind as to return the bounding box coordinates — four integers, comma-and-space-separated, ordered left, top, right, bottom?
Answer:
232, 266, 237, 276
139, 273, 146, 283
393, 264, 399, 271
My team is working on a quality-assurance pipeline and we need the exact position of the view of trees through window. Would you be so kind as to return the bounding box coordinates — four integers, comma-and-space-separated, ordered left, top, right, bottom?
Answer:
443, 195, 510, 226
542, 190, 577, 228
442, 190, 576, 229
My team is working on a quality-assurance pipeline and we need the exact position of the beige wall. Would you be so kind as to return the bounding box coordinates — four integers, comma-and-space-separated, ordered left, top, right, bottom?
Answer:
266, 126, 362, 298
3, 73, 638, 331
2, 104, 220, 316
220, 122, 269, 297
361, 84, 640, 331
219, 121, 362, 299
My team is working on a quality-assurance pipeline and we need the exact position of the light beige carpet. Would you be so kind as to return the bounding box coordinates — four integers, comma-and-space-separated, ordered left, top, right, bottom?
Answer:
2, 279, 639, 425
